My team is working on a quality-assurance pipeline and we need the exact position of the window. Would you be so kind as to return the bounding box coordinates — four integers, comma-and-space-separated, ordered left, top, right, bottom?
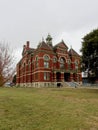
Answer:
44, 55, 49, 61
60, 57, 65, 69
75, 60, 78, 70
60, 58, 65, 62
35, 56, 39, 68
44, 55, 49, 68
44, 72, 50, 80
53, 57, 57, 63
36, 62, 38, 68
36, 56, 39, 61
67, 60, 71, 69
44, 62, 49, 68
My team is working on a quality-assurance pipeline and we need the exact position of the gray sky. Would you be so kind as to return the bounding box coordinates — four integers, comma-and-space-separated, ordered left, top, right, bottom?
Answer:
0, 0, 98, 63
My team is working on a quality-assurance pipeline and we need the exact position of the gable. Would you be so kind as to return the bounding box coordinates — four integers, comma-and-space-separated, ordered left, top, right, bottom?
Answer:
54, 41, 68, 50
69, 48, 80, 57
37, 41, 53, 51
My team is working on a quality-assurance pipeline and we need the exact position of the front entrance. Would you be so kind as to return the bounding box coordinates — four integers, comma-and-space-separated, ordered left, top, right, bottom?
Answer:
64, 73, 70, 81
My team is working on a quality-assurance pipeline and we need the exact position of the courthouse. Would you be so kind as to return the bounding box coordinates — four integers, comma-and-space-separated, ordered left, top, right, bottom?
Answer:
16, 34, 82, 87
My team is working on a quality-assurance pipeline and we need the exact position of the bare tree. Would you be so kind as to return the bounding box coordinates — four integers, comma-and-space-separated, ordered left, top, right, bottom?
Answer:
0, 43, 15, 86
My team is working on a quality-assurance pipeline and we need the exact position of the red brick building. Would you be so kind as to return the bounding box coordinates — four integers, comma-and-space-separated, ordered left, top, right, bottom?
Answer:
16, 34, 82, 87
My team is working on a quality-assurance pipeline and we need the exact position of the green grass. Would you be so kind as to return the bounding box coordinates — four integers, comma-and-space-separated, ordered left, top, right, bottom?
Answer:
0, 87, 98, 130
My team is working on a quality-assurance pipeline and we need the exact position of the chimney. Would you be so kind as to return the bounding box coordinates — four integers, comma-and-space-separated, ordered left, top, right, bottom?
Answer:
26, 41, 30, 49
23, 45, 26, 49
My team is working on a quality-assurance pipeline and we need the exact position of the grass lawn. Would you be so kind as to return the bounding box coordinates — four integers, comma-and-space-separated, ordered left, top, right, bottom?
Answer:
0, 87, 98, 130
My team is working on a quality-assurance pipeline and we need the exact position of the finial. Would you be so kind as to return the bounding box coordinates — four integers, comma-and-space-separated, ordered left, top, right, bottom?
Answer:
61, 39, 64, 42
48, 33, 50, 36
42, 37, 44, 42
46, 34, 52, 41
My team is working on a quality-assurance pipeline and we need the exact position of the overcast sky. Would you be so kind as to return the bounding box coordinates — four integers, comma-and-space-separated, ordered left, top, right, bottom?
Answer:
0, 0, 98, 64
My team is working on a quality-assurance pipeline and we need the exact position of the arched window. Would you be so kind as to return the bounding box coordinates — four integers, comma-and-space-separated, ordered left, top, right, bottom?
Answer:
60, 57, 65, 69
44, 55, 49, 68
53, 57, 57, 63
44, 55, 49, 61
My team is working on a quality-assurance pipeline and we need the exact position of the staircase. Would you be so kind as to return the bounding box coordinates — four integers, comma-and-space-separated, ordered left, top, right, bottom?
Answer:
64, 82, 80, 87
